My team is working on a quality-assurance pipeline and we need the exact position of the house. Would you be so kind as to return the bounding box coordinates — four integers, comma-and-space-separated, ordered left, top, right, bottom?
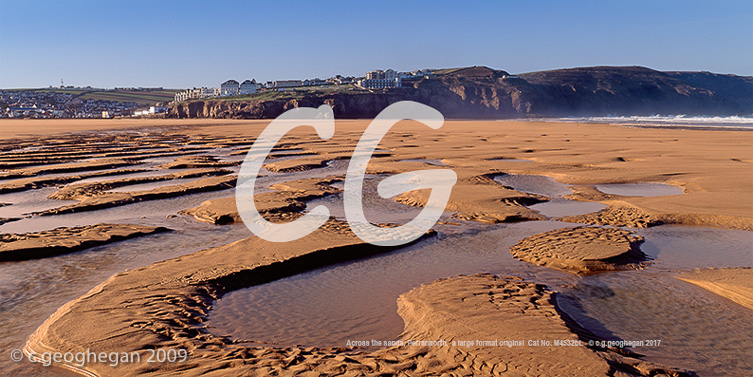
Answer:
360, 68, 401, 89
174, 87, 218, 102
149, 106, 168, 114
239, 79, 258, 95
273, 80, 303, 88
358, 78, 402, 89
220, 80, 240, 96
413, 69, 433, 78
6, 107, 39, 118
131, 106, 168, 117
329, 75, 354, 85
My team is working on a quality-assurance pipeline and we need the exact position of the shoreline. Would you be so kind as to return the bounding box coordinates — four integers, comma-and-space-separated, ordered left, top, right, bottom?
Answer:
3, 116, 753, 139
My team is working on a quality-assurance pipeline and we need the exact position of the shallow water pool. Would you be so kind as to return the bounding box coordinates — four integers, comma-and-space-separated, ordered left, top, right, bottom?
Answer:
529, 200, 607, 218
494, 174, 572, 197
206, 221, 752, 375
493, 174, 607, 218
595, 183, 683, 197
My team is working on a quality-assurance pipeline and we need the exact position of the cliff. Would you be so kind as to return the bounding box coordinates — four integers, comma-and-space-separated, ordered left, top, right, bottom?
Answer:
169, 66, 753, 119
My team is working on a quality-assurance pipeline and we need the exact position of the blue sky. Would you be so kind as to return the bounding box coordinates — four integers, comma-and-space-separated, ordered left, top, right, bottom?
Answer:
1, 0, 751, 89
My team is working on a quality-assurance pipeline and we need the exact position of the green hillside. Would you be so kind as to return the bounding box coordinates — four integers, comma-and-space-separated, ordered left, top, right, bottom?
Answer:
30, 89, 179, 105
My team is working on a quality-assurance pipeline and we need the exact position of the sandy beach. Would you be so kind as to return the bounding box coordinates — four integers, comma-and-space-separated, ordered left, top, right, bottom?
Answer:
1, 118, 751, 376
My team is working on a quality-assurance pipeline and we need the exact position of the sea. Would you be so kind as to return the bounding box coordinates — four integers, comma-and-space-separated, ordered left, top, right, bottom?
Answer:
522, 115, 753, 129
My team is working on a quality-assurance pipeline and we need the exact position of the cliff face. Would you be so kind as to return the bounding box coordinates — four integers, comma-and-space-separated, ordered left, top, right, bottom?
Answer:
518, 66, 753, 116
170, 93, 415, 119
169, 66, 753, 119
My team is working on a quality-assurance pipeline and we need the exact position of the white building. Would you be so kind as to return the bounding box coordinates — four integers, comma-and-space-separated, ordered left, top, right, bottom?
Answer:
384, 69, 397, 81
149, 106, 168, 114
358, 78, 402, 89
303, 78, 328, 86
399, 69, 433, 80
174, 87, 218, 102
220, 80, 240, 96
239, 79, 258, 95
132, 106, 169, 117
361, 68, 401, 89
272, 80, 303, 88
413, 69, 432, 78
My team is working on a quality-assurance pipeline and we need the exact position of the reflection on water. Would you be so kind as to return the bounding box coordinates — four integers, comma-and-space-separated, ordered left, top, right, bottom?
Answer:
107, 177, 201, 193
0, 220, 251, 377
493, 174, 607, 218
0, 188, 237, 234
397, 159, 449, 166
253, 159, 350, 195
494, 174, 573, 197
529, 200, 606, 218
66, 168, 183, 186
637, 225, 753, 269
2, 136, 750, 377
0, 159, 350, 234
207, 222, 752, 376
305, 175, 430, 224
207, 221, 575, 347
560, 271, 753, 377
595, 183, 683, 197
489, 158, 533, 163
0, 188, 77, 219
0, 153, 355, 377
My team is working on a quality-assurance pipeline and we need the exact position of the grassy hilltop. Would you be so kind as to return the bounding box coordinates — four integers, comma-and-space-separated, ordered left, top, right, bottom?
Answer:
12, 88, 179, 106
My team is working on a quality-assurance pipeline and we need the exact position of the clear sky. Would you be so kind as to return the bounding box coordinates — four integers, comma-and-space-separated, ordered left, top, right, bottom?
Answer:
1, 0, 751, 89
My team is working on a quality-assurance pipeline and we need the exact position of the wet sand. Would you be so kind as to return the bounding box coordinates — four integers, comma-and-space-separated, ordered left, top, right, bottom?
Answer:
0, 224, 168, 261
509, 226, 647, 273
1, 118, 751, 376
676, 268, 753, 310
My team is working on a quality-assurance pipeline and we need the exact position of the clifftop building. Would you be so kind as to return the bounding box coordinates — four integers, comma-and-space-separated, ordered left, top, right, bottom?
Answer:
272, 80, 303, 88
239, 79, 258, 95
174, 78, 260, 102
401, 69, 433, 80
359, 68, 401, 89
220, 80, 240, 96
366, 69, 398, 81
174, 87, 219, 102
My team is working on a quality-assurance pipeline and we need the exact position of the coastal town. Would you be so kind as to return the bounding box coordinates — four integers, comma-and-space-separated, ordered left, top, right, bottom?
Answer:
1, 68, 433, 119
173, 68, 432, 102
0, 87, 169, 119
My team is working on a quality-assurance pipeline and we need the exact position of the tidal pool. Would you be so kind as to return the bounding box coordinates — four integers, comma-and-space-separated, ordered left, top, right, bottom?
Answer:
206, 222, 752, 377
595, 183, 683, 197
493, 174, 606, 218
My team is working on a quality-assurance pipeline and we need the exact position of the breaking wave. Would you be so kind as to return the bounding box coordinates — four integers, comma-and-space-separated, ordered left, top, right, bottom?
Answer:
539, 115, 753, 129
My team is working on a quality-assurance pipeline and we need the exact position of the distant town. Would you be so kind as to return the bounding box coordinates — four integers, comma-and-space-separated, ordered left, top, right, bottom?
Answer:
174, 68, 433, 102
1, 68, 433, 119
